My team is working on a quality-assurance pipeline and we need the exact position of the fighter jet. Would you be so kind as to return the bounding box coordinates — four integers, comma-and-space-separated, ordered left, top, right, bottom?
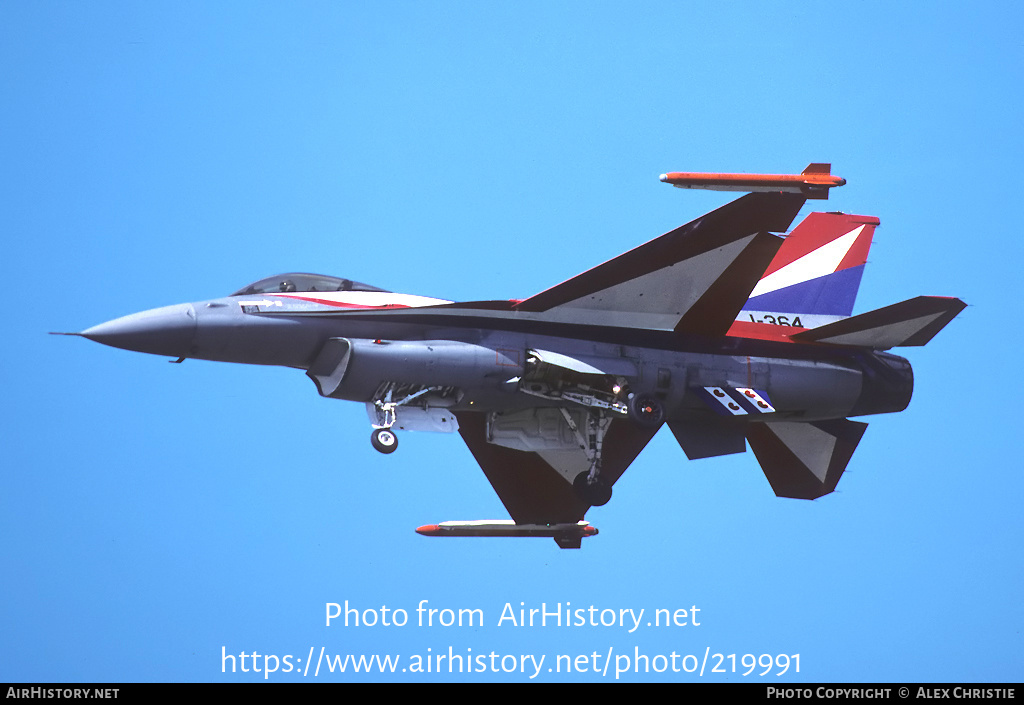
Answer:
62, 184, 965, 548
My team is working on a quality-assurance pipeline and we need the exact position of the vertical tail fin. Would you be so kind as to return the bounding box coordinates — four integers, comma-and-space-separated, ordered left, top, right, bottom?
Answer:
740, 212, 878, 329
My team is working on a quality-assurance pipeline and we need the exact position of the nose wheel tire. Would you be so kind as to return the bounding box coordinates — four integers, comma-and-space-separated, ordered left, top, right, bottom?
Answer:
371, 428, 399, 454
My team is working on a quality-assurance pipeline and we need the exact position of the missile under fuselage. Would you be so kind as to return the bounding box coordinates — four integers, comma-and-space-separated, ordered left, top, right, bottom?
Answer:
660, 163, 845, 199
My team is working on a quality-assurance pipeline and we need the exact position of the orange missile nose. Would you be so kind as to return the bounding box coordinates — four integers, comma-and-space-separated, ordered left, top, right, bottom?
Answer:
416, 525, 442, 536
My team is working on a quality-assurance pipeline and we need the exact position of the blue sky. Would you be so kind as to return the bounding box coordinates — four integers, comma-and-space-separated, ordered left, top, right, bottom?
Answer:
3, 2, 1022, 682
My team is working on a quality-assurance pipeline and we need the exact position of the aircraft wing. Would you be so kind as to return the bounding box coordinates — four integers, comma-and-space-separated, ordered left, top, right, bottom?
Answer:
453, 411, 659, 542
514, 192, 806, 334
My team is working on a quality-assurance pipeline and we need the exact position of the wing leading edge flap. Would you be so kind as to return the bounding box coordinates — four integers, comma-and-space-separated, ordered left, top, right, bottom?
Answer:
454, 411, 658, 527
514, 193, 806, 334
746, 419, 868, 499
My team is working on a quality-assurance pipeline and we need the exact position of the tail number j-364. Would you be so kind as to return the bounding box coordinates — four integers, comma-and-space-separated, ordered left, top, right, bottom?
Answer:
748, 313, 803, 327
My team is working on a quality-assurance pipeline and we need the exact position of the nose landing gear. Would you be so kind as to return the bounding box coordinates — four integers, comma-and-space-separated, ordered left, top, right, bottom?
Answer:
367, 382, 456, 454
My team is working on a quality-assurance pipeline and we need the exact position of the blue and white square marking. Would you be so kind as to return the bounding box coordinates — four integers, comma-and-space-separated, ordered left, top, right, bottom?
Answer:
698, 386, 776, 416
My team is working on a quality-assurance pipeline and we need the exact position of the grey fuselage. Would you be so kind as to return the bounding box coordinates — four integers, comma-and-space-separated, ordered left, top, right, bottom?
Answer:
80, 293, 914, 425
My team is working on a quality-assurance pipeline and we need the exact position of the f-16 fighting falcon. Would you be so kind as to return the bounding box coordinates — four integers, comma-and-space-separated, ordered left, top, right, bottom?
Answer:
61, 166, 965, 548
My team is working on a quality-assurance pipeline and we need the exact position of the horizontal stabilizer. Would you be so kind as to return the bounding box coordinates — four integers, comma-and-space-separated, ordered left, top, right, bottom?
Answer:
790, 296, 967, 349
747, 419, 868, 499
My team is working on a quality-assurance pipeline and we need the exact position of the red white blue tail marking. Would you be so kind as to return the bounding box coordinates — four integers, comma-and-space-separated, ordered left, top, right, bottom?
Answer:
740, 212, 878, 330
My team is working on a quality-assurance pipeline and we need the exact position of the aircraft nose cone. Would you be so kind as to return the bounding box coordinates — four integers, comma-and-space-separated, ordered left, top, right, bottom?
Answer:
82, 303, 197, 358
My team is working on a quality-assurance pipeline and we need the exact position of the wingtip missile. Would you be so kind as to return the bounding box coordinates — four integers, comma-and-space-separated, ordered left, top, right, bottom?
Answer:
416, 520, 597, 540
660, 163, 846, 199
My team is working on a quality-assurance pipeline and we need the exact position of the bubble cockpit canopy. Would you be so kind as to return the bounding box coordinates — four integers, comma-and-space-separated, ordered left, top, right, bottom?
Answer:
231, 273, 390, 297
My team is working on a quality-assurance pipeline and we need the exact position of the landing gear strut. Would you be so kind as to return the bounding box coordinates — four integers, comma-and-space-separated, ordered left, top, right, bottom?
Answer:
553, 408, 616, 507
